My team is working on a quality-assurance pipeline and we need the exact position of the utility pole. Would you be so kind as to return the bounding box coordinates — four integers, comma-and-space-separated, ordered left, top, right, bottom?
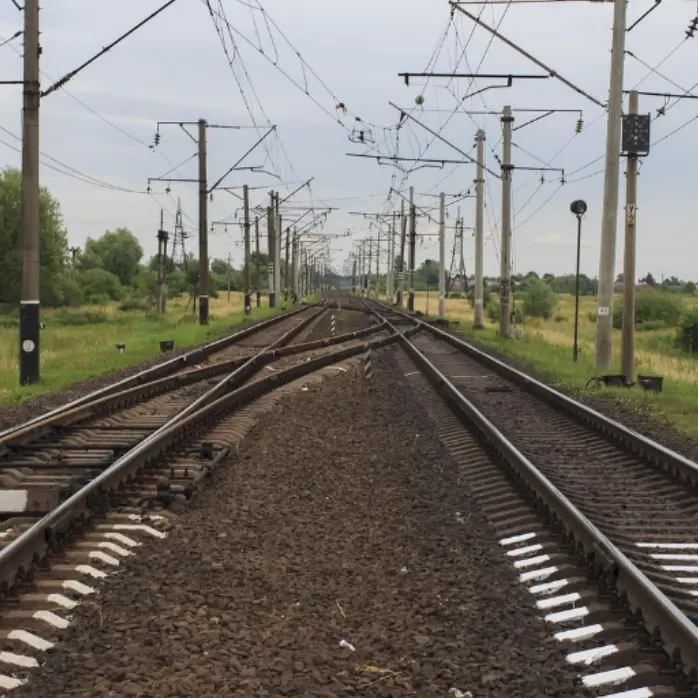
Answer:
243, 184, 251, 311
375, 228, 380, 300
198, 118, 209, 325
398, 199, 407, 307
291, 229, 298, 301
157, 210, 169, 314
274, 193, 282, 305
595, 0, 629, 369
500, 106, 513, 338
387, 213, 396, 299
254, 216, 261, 307
408, 186, 416, 312
621, 90, 639, 383
227, 252, 232, 303
439, 192, 446, 317
267, 197, 276, 307
69, 247, 79, 283
351, 256, 357, 295
19, 0, 41, 385
474, 129, 485, 329
284, 228, 291, 301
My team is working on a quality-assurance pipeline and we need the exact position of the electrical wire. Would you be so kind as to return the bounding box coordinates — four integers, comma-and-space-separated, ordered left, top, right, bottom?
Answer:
0, 125, 145, 193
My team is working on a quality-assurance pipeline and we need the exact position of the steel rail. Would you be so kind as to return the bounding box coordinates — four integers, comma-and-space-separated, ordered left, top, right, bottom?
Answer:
0, 317, 389, 449
383, 314, 698, 674
0, 332, 399, 592
369, 300, 698, 487
0, 302, 318, 442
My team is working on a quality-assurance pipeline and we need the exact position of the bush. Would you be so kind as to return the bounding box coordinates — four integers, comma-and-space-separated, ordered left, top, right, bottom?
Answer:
612, 290, 682, 330
676, 309, 698, 353
52, 309, 108, 326
467, 288, 492, 308
554, 314, 567, 322
77, 268, 123, 302
118, 297, 150, 312
522, 279, 556, 319
485, 299, 521, 324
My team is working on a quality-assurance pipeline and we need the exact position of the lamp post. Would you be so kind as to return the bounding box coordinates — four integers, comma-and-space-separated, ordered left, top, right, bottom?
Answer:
570, 199, 588, 362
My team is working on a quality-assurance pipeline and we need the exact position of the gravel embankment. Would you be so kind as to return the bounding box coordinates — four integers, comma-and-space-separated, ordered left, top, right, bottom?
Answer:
440, 326, 698, 462
13, 350, 585, 697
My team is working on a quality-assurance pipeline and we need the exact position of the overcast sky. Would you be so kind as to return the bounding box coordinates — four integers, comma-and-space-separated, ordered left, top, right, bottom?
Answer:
0, 0, 696, 280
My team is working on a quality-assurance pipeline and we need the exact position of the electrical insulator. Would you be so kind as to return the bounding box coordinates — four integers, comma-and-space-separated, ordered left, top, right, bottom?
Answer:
561, 173, 566, 185
165, 183, 171, 194
154, 131, 160, 146
539, 173, 545, 184
686, 16, 698, 38
575, 118, 583, 133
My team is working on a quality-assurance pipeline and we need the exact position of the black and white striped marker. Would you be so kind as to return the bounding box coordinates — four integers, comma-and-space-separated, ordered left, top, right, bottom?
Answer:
363, 346, 373, 381
330, 314, 336, 336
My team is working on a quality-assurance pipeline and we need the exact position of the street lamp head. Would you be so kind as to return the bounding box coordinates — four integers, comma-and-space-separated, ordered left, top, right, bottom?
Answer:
570, 199, 587, 217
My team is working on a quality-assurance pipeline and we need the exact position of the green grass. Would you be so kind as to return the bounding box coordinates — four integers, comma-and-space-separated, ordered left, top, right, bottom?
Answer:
0, 293, 281, 405
451, 318, 698, 440
389, 290, 698, 439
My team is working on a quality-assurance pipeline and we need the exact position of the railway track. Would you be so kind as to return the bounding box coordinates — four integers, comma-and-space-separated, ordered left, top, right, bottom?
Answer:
0, 298, 398, 691
364, 301, 698, 695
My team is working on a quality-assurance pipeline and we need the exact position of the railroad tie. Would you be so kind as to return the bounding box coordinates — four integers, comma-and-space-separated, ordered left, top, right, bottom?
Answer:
330, 314, 336, 337
362, 345, 373, 382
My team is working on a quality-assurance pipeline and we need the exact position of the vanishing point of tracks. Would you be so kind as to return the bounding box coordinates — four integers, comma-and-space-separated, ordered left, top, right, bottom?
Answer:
365, 298, 698, 696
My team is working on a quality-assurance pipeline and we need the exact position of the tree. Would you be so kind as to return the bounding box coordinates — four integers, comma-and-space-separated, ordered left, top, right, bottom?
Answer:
83, 228, 143, 286
523, 278, 556, 318
640, 272, 656, 286
0, 166, 68, 304
211, 258, 232, 276
415, 259, 440, 287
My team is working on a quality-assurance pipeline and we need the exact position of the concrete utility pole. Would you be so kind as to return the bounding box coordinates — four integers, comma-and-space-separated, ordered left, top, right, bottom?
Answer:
69, 247, 79, 282
156, 210, 169, 314
474, 129, 485, 329
595, 0, 629, 369
621, 90, 639, 383
254, 216, 261, 307
408, 186, 416, 312
500, 106, 513, 338
19, 0, 41, 385
274, 194, 281, 305
375, 229, 380, 300
387, 212, 396, 299
366, 239, 373, 298
398, 199, 406, 306
284, 227, 290, 300
291, 229, 298, 301
267, 198, 276, 307
227, 253, 232, 303
243, 184, 251, 311
351, 256, 357, 295
439, 192, 446, 317
198, 118, 209, 325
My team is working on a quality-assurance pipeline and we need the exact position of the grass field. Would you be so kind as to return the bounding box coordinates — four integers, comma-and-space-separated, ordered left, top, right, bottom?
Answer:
0, 293, 281, 405
408, 291, 698, 438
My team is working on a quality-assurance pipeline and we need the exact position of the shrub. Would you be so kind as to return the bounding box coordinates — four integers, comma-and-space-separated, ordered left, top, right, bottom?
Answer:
118, 297, 150, 312
485, 300, 521, 325
554, 314, 567, 323
522, 279, 556, 319
52, 309, 108, 326
676, 309, 698, 353
467, 288, 492, 308
613, 291, 682, 330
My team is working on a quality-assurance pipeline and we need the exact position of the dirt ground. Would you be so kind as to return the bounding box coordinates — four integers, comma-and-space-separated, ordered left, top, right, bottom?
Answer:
12, 350, 586, 698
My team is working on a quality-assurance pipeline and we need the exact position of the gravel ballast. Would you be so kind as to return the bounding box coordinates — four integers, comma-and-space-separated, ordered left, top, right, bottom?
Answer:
12, 350, 584, 697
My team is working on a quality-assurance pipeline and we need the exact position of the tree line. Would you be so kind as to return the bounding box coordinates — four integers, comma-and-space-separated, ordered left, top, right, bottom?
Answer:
0, 167, 274, 309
